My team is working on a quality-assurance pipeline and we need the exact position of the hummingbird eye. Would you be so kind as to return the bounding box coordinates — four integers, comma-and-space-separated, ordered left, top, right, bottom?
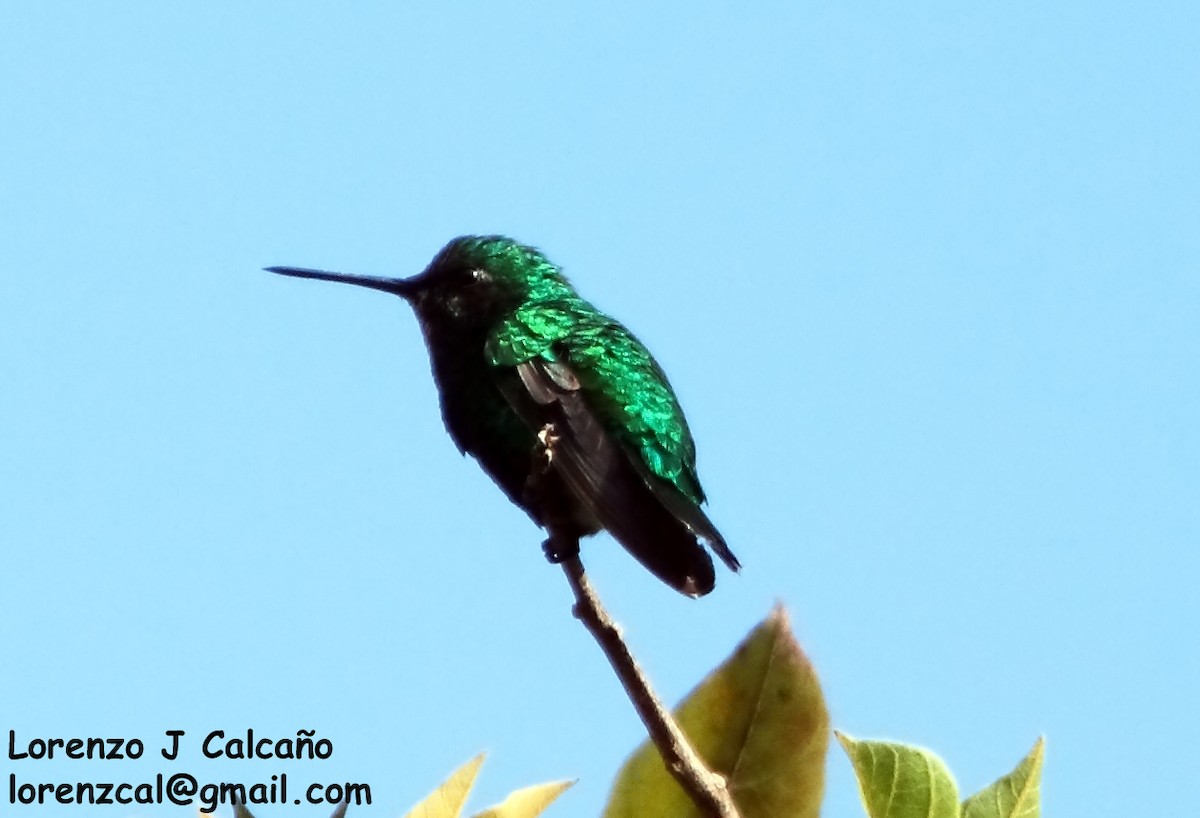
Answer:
470, 268, 491, 284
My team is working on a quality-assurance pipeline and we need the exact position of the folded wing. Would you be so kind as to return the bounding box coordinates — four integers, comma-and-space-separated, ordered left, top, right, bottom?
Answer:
500, 355, 721, 596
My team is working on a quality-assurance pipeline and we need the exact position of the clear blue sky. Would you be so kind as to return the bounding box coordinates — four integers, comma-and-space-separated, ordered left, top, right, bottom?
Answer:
1, 3, 1196, 817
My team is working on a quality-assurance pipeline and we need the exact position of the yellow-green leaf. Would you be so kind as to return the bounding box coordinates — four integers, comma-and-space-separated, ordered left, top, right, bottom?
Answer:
837, 733, 960, 818
961, 738, 1044, 818
404, 754, 487, 818
473, 779, 575, 818
604, 605, 830, 818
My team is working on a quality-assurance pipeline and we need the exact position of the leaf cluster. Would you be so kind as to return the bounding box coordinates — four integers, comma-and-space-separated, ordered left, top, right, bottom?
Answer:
235, 607, 1042, 818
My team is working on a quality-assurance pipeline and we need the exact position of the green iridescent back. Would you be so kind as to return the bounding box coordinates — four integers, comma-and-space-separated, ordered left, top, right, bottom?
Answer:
484, 284, 706, 508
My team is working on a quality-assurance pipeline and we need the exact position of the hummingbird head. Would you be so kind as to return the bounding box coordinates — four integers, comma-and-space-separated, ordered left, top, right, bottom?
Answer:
265, 235, 576, 331
407, 235, 577, 328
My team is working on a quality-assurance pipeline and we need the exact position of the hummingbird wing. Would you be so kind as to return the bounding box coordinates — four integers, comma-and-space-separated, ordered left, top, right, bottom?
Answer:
488, 303, 738, 595
504, 356, 718, 597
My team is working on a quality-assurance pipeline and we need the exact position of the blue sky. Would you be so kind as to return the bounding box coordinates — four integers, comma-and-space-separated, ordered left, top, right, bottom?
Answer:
1, 3, 1196, 816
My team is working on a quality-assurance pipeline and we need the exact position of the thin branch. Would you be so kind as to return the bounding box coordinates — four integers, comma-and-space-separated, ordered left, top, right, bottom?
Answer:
559, 553, 742, 818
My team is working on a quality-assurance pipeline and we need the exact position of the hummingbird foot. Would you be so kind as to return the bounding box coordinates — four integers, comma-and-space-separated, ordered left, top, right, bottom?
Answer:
542, 533, 580, 564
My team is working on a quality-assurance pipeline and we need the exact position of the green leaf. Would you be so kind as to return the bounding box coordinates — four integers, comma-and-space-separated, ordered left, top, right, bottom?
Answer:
403, 754, 487, 818
837, 734, 960, 818
961, 738, 1044, 818
473, 779, 575, 818
604, 605, 830, 818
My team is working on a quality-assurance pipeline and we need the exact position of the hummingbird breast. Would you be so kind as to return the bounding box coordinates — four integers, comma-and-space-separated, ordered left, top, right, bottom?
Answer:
419, 322, 599, 538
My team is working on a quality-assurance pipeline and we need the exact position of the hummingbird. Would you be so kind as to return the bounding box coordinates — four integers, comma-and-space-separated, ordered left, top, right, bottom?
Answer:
266, 235, 739, 596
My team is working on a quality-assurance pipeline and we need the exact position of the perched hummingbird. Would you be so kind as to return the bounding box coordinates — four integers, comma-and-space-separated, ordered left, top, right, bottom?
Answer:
266, 236, 739, 596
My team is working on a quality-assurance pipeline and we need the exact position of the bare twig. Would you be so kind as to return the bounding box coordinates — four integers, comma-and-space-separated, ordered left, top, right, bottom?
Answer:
559, 553, 742, 818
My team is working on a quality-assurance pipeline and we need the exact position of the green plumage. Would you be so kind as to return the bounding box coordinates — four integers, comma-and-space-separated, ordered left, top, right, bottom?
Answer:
266, 235, 738, 596
487, 303, 705, 505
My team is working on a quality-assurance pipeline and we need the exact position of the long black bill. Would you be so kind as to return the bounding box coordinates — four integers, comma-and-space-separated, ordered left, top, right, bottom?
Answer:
264, 266, 417, 300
